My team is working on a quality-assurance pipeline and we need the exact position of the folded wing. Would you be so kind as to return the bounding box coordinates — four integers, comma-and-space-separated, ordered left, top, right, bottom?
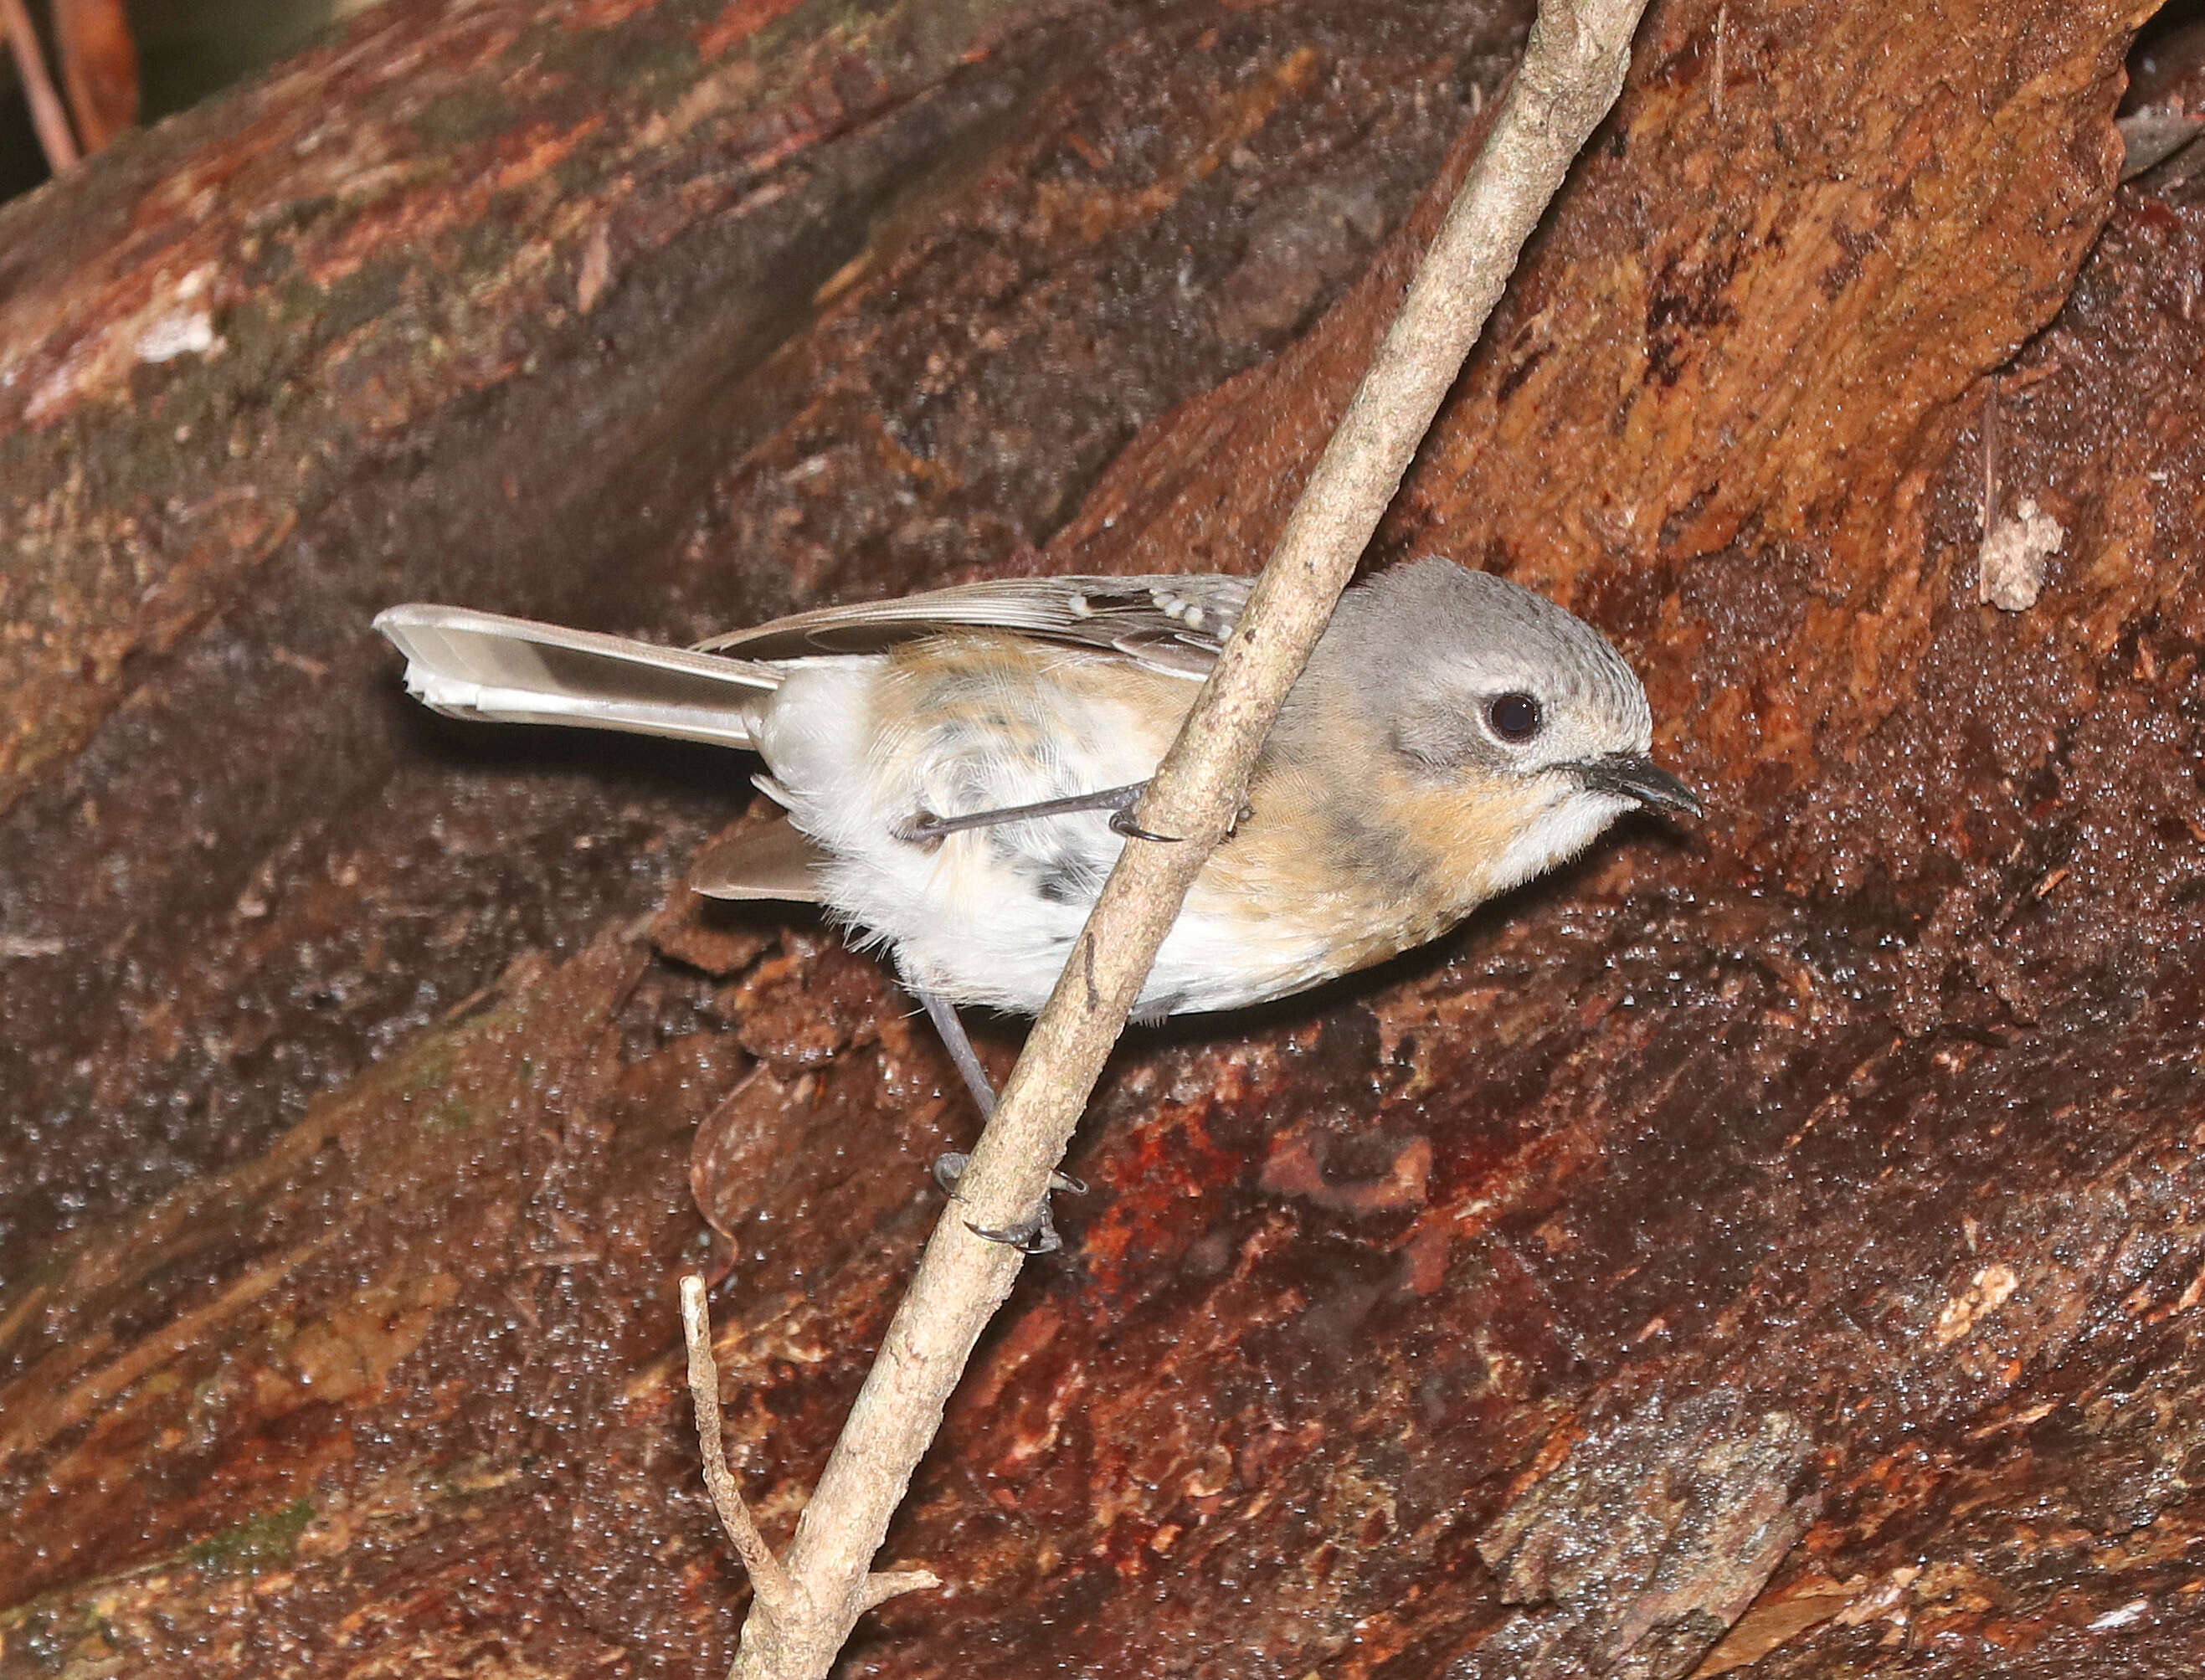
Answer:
692, 573, 1250, 678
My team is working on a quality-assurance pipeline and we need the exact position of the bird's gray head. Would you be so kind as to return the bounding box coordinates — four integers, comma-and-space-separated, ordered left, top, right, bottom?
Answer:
1297, 557, 1700, 826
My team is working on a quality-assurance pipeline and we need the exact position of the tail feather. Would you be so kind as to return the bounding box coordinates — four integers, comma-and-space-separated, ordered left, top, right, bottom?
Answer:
374, 604, 779, 749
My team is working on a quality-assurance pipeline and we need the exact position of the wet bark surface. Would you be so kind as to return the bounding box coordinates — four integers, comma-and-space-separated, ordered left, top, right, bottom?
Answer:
3, 0, 2203, 1675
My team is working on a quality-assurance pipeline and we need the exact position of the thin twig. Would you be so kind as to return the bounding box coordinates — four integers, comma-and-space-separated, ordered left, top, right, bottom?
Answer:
680, 1276, 799, 1610
681, 1274, 938, 1655
699, 3, 1656, 1676
0, 0, 80, 174
1981, 375, 2001, 537
1712, 3, 1727, 122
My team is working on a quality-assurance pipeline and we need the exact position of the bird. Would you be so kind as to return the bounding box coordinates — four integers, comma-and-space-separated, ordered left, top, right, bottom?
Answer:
375, 558, 1697, 1244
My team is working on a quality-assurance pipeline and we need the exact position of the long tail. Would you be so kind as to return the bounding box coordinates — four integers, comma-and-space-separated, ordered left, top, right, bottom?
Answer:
373, 604, 779, 749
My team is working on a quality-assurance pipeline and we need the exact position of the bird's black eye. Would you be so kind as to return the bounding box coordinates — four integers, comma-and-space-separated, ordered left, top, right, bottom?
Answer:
1486, 691, 1542, 743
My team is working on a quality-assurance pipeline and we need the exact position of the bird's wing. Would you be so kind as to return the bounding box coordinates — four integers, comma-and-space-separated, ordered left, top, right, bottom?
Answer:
689, 814, 832, 902
374, 604, 780, 748
692, 574, 1252, 678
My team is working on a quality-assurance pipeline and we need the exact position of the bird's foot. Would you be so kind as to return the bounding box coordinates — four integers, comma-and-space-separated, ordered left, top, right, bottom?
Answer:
933, 1152, 1085, 1254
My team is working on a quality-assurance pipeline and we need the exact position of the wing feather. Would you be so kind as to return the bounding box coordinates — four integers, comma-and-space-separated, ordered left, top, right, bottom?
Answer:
692, 574, 1249, 678
689, 815, 832, 902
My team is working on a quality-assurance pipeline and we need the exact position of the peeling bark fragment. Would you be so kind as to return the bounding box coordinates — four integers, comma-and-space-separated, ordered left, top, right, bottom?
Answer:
1477, 1390, 1818, 1680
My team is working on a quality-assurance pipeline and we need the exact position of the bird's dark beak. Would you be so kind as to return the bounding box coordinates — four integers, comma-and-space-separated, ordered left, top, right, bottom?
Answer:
1570, 753, 1704, 818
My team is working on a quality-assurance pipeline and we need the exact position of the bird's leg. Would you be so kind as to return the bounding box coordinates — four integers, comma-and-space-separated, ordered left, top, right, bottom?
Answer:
896, 781, 1177, 845
918, 987, 998, 1122
915, 988, 1084, 1256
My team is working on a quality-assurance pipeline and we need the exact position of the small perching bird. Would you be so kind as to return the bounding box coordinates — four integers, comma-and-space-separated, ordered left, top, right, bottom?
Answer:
377, 559, 1697, 1237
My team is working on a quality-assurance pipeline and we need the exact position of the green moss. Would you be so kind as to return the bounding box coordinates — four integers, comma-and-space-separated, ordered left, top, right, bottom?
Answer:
410, 88, 517, 149
654, 0, 727, 33
395, 1038, 457, 1097
0, 1603, 67, 1672
213, 292, 312, 410
424, 1097, 477, 1134
533, 20, 695, 97
0, 1593, 131, 1672
275, 274, 325, 323
182, 1497, 315, 1576
316, 257, 410, 343
450, 215, 527, 280
610, 33, 700, 98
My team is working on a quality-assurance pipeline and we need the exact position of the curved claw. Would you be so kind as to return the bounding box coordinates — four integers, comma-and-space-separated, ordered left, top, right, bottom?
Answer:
936, 1151, 1079, 1251
1108, 809, 1180, 843
965, 1214, 1062, 1255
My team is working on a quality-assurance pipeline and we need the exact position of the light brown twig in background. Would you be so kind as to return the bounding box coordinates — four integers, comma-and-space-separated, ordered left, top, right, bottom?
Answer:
681, 1276, 938, 1630
695, 3, 1655, 1675
680, 1277, 798, 1606
1713, 3, 1727, 122
0, 0, 80, 174
1980, 375, 2002, 539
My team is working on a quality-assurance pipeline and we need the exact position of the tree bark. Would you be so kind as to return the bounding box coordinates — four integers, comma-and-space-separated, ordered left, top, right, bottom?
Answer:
3, 0, 2201, 1676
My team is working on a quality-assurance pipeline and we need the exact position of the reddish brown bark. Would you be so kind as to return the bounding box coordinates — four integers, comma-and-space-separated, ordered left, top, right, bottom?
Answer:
3, 0, 2202, 1675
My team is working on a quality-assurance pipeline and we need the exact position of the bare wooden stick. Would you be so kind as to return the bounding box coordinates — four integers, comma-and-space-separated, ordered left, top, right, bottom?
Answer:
1713, 3, 1728, 122
0, 0, 81, 174
679, 1276, 800, 1609
702, 3, 1655, 1675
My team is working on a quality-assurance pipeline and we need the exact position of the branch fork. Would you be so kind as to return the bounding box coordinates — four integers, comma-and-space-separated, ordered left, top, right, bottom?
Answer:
681, 1277, 940, 1666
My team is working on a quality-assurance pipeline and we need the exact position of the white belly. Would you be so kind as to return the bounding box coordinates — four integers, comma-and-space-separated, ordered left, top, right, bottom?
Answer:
752, 655, 1336, 1016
